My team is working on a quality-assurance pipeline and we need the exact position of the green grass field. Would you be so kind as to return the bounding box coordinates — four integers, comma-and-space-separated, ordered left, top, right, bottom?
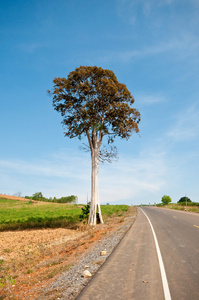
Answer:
0, 198, 129, 231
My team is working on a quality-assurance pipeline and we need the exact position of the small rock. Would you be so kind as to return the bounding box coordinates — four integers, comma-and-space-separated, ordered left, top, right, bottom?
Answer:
100, 250, 107, 256
83, 270, 92, 278
84, 265, 89, 269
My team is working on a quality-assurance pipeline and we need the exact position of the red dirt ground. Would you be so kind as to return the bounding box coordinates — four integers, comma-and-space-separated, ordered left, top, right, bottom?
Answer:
0, 195, 136, 299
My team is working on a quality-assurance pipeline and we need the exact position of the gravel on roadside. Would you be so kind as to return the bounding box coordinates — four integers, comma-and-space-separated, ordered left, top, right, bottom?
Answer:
38, 215, 136, 300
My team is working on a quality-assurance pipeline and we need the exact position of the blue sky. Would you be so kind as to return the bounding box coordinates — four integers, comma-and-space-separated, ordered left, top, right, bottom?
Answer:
0, 0, 199, 205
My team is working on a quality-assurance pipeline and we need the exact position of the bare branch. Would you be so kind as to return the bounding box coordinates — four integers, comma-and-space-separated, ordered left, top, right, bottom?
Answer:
79, 143, 90, 153
99, 146, 118, 163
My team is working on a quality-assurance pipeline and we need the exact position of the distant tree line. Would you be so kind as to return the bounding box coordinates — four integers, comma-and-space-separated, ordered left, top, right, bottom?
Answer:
160, 195, 199, 206
25, 192, 78, 204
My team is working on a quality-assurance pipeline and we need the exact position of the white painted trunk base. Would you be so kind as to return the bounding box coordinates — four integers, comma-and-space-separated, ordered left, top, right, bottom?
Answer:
88, 147, 103, 225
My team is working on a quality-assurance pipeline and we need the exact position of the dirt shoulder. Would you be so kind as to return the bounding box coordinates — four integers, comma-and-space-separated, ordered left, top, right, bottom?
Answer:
0, 194, 28, 201
0, 207, 137, 299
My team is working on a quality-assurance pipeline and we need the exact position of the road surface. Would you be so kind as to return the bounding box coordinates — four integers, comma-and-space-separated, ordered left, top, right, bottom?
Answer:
141, 207, 199, 300
76, 207, 199, 299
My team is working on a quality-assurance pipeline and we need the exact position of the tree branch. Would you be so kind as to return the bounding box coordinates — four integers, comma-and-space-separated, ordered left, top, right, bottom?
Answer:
99, 146, 118, 163
86, 130, 93, 151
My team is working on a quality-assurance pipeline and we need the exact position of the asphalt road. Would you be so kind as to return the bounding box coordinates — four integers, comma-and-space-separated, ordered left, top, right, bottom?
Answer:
141, 206, 199, 300
76, 207, 199, 300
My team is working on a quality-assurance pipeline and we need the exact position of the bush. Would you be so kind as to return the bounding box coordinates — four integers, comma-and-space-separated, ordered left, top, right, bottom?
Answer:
79, 205, 90, 222
161, 195, 172, 205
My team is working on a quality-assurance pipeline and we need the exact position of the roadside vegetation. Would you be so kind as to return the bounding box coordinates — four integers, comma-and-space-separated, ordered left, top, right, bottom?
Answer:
157, 195, 199, 213
159, 203, 199, 213
0, 197, 130, 231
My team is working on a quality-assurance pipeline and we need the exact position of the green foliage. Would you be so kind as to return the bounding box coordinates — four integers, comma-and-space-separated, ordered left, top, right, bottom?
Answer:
79, 205, 90, 222
178, 201, 199, 206
0, 275, 15, 287
160, 203, 199, 213
32, 192, 44, 200
0, 198, 81, 231
0, 199, 130, 230
49, 66, 140, 141
161, 195, 172, 205
78, 204, 129, 223
49, 66, 140, 166
56, 195, 78, 204
178, 196, 191, 203
101, 204, 129, 216
25, 193, 78, 204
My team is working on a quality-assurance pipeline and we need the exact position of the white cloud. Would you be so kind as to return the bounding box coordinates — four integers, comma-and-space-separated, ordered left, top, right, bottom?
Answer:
0, 151, 90, 179
116, 0, 199, 24
90, 33, 199, 66
0, 147, 169, 205
167, 103, 199, 142
137, 93, 166, 105
1, 133, 198, 205
119, 34, 199, 62
18, 42, 47, 54
0, 149, 91, 200
99, 148, 168, 204
114, 0, 199, 65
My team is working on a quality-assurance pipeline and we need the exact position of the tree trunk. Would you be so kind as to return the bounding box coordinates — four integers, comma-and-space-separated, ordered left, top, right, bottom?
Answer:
88, 147, 104, 225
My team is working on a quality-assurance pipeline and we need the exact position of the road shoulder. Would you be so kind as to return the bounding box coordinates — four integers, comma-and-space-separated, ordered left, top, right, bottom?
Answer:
77, 208, 164, 300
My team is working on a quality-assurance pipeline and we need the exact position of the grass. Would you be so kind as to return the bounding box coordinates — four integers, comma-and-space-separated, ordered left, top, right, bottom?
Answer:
0, 198, 130, 231
159, 203, 199, 213
101, 204, 129, 216
0, 275, 16, 288
0, 198, 81, 230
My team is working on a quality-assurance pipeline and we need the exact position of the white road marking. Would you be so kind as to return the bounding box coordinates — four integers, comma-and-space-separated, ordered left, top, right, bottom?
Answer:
140, 208, 172, 300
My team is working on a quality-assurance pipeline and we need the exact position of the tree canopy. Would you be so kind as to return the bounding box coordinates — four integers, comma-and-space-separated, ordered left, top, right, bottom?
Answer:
161, 195, 172, 205
49, 66, 140, 145
178, 196, 191, 203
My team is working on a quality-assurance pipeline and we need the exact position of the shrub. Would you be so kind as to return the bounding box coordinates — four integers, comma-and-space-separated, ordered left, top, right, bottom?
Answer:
79, 205, 90, 222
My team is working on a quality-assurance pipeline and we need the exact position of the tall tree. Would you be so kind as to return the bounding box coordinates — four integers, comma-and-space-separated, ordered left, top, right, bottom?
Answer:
48, 66, 140, 225
161, 195, 172, 205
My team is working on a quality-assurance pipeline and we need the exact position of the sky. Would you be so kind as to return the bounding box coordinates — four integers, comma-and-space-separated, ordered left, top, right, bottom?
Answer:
0, 0, 199, 205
